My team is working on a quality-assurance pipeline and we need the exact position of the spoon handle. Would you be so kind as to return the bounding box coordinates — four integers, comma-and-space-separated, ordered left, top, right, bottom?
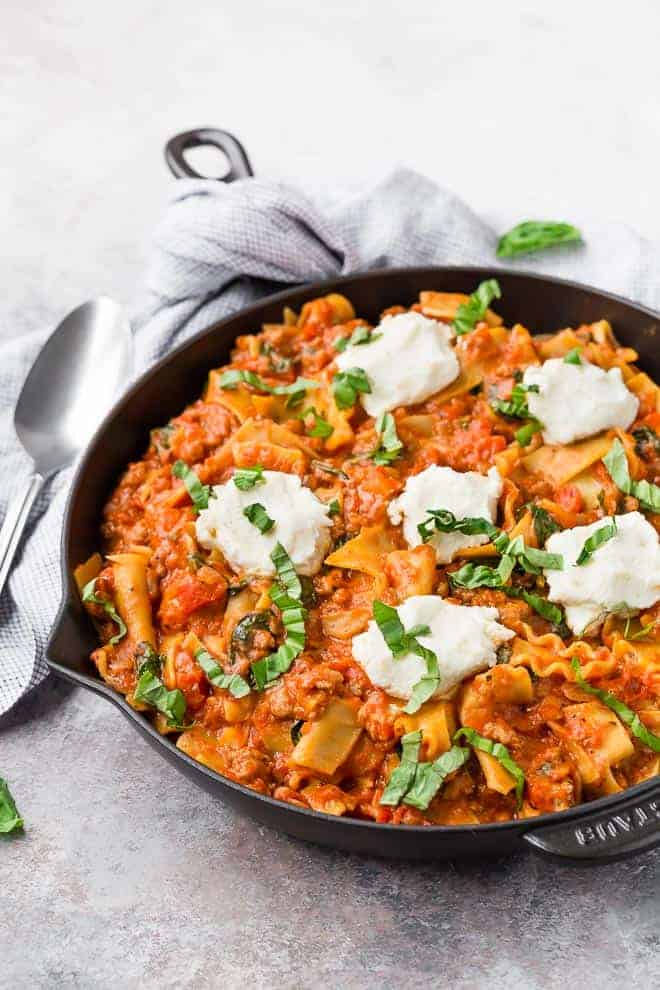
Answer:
0, 473, 45, 598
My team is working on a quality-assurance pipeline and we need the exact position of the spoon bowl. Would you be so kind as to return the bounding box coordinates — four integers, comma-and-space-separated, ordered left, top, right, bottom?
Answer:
1, 297, 132, 596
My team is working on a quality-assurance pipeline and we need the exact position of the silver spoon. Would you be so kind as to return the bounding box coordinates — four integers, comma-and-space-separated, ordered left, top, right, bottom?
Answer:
0, 298, 132, 597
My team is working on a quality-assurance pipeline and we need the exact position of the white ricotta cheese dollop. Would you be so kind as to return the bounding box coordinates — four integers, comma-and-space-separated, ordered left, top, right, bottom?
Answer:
334, 311, 459, 418
351, 596, 515, 701
544, 511, 660, 635
522, 358, 639, 446
195, 470, 333, 577
387, 464, 502, 564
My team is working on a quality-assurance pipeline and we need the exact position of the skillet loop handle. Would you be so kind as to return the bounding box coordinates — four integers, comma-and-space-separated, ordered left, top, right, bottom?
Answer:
523, 781, 660, 862
164, 128, 253, 182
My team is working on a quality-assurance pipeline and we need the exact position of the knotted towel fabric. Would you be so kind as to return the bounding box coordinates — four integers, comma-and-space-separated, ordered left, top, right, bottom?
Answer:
2, 168, 660, 715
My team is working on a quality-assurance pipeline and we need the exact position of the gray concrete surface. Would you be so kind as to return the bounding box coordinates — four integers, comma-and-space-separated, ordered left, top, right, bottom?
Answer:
1, 1, 659, 987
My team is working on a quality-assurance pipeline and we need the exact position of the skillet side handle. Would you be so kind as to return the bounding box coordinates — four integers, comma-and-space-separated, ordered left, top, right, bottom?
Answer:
164, 128, 253, 181
523, 781, 660, 863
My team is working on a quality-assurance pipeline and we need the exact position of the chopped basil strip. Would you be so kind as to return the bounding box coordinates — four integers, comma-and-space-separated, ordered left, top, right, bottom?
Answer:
195, 648, 250, 698
529, 504, 561, 545
311, 460, 349, 481
626, 620, 657, 641
496, 221, 582, 258
334, 325, 381, 352
492, 383, 539, 419
372, 601, 439, 715
505, 586, 565, 628
218, 369, 318, 407
452, 279, 501, 336
571, 659, 660, 753
328, 498, 341, 516
371, 412, 404, 466
300, 407, 334, 439
233, 465, 265, 490
0, 777, 23, 834
251, 544, 306, 689
515, 420, 542, 447
404, 664, 440, 715
563, 347, 582, 365
133, 644, 188, 727
380, 731, 470, 810
403, 746, 471, 811
380, 730, 422, 806
173, 460, 212, 513
454, 727, 525, 807
332, 367, 371, 409
602, 438, 660, 513
81, 578, 127, 645
575, 518, 617, 565
450, 559, 514, 589
270, 541, 302, 599
420, 511, 563, 585
417, 509, 500, 545
243, 502, 275, 533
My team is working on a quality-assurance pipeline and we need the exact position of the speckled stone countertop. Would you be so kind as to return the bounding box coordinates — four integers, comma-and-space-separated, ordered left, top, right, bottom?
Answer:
3, 680, 659, 988
2, 1, 659, 986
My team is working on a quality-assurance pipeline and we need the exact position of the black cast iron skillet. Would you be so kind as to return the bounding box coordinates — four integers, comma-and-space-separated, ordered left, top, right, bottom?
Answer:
47, 128, 660, 862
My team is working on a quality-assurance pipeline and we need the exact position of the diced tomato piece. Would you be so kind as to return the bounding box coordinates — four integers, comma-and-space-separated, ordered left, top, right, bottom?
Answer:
554, 484, 584, 514
159, 568, 228, 630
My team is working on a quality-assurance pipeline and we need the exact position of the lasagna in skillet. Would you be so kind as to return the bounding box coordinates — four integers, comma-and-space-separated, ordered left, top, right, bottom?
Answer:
78, 281, 660, 824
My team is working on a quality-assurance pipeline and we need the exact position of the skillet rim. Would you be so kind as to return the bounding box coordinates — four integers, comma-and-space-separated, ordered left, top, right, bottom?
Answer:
47, 263, 660, 846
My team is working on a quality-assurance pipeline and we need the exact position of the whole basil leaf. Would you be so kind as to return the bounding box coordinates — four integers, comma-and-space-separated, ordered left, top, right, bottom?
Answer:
496, 221, 582, 258
0, 778, 23, 834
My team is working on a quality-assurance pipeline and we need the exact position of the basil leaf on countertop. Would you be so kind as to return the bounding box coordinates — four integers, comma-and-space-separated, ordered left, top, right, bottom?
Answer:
0, 778, 23, 834
496, 221, 582, 258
